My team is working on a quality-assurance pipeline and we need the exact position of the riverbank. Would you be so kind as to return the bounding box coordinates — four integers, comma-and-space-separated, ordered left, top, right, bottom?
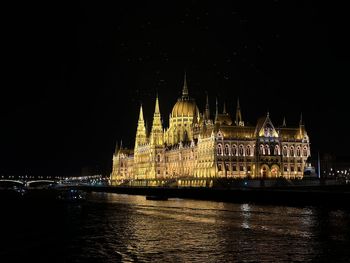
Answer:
81, 183, 350, 208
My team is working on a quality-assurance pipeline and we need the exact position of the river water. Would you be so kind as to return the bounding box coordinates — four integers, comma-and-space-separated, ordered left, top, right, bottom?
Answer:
1, 192, 350, 262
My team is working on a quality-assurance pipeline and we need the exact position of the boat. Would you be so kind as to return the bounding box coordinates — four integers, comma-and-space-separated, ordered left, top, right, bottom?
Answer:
146, 195, 168, 201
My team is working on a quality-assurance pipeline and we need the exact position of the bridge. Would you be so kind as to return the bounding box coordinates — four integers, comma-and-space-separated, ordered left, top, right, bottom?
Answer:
0, 179, 57, 188
0, 174, 109, 189
0, 178, 108, 188
0, 179, 25, 185
25, 180, 57, 188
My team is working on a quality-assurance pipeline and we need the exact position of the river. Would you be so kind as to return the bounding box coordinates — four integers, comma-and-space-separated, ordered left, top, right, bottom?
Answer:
1, 192, 349, 262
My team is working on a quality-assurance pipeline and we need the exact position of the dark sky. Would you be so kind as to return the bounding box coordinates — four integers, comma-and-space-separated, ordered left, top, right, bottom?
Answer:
1, 1, 349, 176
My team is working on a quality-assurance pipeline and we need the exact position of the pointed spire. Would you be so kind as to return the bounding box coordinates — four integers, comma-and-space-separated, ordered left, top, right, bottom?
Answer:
154, 94, 160, 114
282, 116, 286, 127
182, 72, 189, 99
223, 101, 227, 114
235, 97, 243, 126
120, 139, 123, 150
114, 140, 119, 155
151, 94, 163, 145
138, 104, 144, 121
151, 94, 162, 129
205, 91, 210, 119
299, 112, 303, 126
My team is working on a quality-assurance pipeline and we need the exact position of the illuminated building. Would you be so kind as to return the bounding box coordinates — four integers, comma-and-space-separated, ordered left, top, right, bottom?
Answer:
111, 75, 310, 186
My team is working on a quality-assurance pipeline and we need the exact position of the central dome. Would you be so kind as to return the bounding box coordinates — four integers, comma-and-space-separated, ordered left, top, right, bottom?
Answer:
171, 73, 199, 118
172, 99, 199, 118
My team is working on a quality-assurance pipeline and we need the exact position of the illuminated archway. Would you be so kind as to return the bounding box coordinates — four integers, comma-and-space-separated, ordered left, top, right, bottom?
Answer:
260, 164, 270, 178
270, 164, 280, 177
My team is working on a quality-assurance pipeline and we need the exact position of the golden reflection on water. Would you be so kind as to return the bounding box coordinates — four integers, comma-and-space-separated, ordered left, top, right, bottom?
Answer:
87, 193, 350, 262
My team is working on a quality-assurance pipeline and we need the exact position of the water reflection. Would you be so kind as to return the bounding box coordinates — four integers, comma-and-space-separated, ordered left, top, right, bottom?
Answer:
240, 203, 251, 229
84, 193, 350, 262
1, 192, 349, 262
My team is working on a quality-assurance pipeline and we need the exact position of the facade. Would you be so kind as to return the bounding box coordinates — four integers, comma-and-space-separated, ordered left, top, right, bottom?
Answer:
111, 76, 310, 186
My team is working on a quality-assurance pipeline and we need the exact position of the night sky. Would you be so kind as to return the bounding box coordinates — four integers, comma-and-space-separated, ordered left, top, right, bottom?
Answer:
1, 1, 349, 176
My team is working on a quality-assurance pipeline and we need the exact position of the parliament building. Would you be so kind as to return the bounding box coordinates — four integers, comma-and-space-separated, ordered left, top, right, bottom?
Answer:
111, 76, 310, 186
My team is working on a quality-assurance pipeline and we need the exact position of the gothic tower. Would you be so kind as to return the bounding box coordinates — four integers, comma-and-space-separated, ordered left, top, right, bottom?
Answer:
150, 95, 164, 146
135, 104, 147, 148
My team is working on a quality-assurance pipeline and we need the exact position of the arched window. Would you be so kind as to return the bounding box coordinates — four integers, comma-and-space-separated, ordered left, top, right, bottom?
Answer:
224, 144, 230, 156
303, 146, 308, 157
232, 145, 237, 156
265, 145, 270, 155
217, 144, 223, 155
184, 130, 188, 141
218, 163, 222, 171
157, 154, 161, 162
260, 144, 265, 155
274, 145, 280, 155
290, 146, 294, 157
296, 147, 301, 157
239, 145, 244, 156
283, 146, 288, 157
246, 145, 251, 156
